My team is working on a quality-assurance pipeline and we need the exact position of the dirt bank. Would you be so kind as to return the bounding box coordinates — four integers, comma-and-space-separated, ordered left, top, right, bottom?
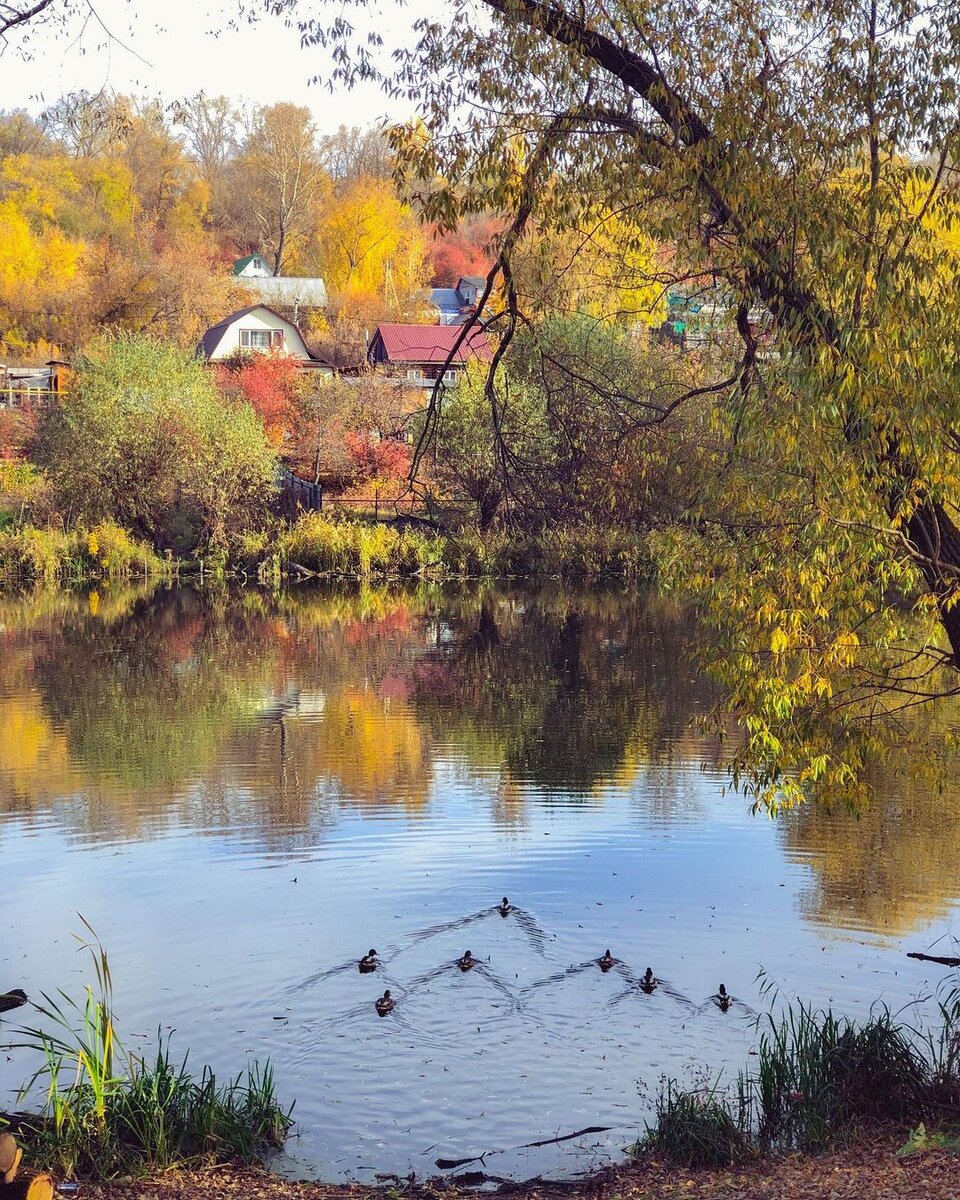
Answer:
77, 1132, 960, 1200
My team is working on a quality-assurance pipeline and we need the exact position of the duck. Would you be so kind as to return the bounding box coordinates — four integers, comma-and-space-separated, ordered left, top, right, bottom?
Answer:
640, 967, 658, 993
598, 949, 615, 972
713, 984, 732, 1012
375, 989, 394, 1016
458, 950, 477, 971
0, 989, 26, 1014
498, 896, 511, 917
358, 949, 379, 974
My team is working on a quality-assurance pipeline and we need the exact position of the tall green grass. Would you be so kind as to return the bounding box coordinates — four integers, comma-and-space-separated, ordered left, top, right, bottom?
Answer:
636, 986, 960, 1168
4, 922, 293, 1179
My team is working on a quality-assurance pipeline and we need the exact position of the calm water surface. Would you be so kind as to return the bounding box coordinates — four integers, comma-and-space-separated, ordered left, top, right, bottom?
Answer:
0, 583, 958, 1181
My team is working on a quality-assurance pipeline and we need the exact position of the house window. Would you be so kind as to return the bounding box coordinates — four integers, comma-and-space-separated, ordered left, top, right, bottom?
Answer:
240, 329, 284, 350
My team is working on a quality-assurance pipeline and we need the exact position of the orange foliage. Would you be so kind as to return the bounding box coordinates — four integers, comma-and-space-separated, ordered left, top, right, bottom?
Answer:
427, 216, 501, 285
344, 430, 412, 483
214, 352, 302, 446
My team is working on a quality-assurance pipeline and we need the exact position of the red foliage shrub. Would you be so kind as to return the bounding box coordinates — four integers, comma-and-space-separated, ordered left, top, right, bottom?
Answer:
344, 430, 412, 482
215, 353, 301, 446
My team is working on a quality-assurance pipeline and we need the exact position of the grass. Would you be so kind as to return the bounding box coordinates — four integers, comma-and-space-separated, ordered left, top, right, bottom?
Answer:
0, 522, 168, 586
635, 986, 960, 1168
4, 921, 293, 1179
640, 1075, 754, 1168
274, 513, 656, 582
279, 512, 445, 578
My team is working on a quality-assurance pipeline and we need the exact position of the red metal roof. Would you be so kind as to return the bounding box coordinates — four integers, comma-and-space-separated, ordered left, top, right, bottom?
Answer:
371, 323, 493, 365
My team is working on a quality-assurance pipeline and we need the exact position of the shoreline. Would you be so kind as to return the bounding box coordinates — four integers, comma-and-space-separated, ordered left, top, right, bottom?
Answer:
76, 1131, 960, 1200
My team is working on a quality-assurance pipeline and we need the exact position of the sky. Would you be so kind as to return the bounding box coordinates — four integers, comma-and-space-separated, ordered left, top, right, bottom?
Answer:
0, 0, 424, 134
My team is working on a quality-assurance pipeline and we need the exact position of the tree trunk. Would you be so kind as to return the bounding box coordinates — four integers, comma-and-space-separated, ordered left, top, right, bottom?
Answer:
904, 499, 960, 664
477, 488, 502, 531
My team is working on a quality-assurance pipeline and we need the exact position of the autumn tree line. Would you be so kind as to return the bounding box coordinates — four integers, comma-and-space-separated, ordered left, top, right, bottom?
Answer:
1, 85, 690, 549
0, 91, 496, 363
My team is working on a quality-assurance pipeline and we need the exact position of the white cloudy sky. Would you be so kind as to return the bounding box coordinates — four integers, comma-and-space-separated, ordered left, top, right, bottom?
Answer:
0, 0, 427, 133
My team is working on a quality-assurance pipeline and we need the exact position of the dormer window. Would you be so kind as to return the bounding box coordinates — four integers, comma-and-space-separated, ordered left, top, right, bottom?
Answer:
240, 329, 284, 350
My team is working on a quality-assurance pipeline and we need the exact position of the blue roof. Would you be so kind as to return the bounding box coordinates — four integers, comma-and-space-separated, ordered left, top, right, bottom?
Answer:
429, 287, 462, 314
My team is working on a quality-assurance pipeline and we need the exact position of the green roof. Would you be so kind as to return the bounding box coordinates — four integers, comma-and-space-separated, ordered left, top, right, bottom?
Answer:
232, 253, 268, 276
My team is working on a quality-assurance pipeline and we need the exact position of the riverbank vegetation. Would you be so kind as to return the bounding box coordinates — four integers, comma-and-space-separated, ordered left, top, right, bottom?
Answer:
640, 991, 960, 1169
4, 0, 960, 822
4, 931, 292, 1179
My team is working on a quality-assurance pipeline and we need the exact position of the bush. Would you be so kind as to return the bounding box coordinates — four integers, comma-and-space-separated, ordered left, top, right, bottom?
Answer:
0, 523, 166, 584
33, 333, 278, 555
751, 999, 931, 1149
638, 1077, 753, 1168
637, 995, 960, 1168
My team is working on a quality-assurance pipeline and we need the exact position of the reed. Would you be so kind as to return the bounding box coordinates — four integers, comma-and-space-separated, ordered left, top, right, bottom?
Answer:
636, 986, 960, 1167
4, 922, 292, 1179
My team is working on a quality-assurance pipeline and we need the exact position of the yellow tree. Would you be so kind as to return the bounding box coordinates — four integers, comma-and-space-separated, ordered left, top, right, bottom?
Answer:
317, 175, 427, 314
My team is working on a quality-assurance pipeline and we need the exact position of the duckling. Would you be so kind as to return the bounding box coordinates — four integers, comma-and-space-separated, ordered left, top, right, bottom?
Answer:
458, 950, 477, 971
640, 967, 658, 993
358, 949, 379, 974
0, 988, 26, 1014
713, 984, 732, 1012
498, 896, 511, 917
598, 949, 615, 972
375, 989, 394, 1016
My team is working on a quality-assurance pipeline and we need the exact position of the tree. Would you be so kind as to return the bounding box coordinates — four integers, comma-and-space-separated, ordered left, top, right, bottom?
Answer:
287, 372, 414, 489
319, 124, 392, 181
241, 102, 330, 273
0, 109, 52, 157
23, 15, 951, 812
40, 89, 131, 158
172, 94, 242, 183
269, 0, 960, 808
426, 318, 705, 529
33, 333, 277, 552
214, 351, 303, 447
1, 0, 76, 45
316, 175, 427, 314
427, 215, 501, 286
426, 360, 548, 529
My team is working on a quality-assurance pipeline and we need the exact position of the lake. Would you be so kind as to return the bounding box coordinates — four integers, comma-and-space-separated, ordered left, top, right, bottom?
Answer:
0, 582, 958, 1181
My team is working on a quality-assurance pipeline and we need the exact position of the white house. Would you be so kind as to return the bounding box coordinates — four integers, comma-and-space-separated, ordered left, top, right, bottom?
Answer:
199, 305, 334, 373
232, 253, 273, 278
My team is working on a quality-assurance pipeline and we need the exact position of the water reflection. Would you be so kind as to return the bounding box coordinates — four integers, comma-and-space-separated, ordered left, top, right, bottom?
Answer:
0, 583, 714, 835
2, 582, 960, 941
4, 581, 960, 1179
